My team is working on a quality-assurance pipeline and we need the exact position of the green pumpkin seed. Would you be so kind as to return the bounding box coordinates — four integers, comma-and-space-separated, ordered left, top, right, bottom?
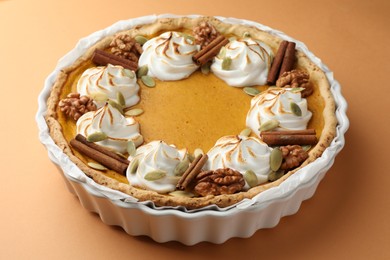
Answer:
243, 31, 251, 38
125, 108, 144, 117
126, 141, 136, 156
270, 147, 283, 171
217, 46, 226, 59
169, 190, 195, 198
290, 102, 302, 116
141, 75, 156, 88
108, 99, 124, 114
135, 35, 148, 45
290, 87, 305, 93
137, 65, 148, 78
268, 170, 285, 182
91, 92, 108, 102
302, 145, 312, 152
259, 119, 279, 132
124, 69, 135, 79
173, 158, 190, 176
187, 153, 195, 163
128, 158, 139, 174
243, 87, 260, 97
86, 132, 108, 142
87, 162, 107, 171
144, 170, 166, 181
239, 128, 252, 137
117, 91, 126, 107
222, 56, 232, 70
244, 170, 258, 188
201, 62, 211, 75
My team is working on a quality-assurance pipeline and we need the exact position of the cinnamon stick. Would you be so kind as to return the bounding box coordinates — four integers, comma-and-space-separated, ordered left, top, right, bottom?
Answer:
75, 134, 129, 164
278, 41, 296, 78
92, 49, 138, 71
70, 138, 129, 175
261, 134, 317, 146
176, 154, 208, 190
261, 129, 316, 136
192, 35, 229, 66
267, 41, 288, 85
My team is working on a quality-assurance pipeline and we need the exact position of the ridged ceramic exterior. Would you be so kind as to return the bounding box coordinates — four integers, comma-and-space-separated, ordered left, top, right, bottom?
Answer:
37, 14, 349, 245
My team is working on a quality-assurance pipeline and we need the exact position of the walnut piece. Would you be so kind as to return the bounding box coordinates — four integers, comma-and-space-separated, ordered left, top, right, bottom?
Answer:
193, 168, 245, 196
276, 69, 313, 97
193, 21, 220, 50
109, 34, 142, 62
280, 145, 309, 170
59, 93, 97, 121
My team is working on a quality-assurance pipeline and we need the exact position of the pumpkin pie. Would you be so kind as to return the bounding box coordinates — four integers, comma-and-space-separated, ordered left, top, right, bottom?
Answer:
45, 16, 337, 209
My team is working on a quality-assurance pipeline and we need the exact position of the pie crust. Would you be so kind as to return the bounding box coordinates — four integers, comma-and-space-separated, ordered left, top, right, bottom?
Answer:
45, 16, 337, 209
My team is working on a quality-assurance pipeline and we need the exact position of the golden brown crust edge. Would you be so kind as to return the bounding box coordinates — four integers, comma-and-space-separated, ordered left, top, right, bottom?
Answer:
45, 16, 337, 209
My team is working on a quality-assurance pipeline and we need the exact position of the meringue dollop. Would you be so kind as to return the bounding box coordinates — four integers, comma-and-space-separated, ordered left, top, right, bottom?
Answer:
211, 38, 273, 87
127, 141, 188, 193
77, 64, 140, 108
246, 88, 313, 136
76, 103, 143, 154
138, 31, 199, 81
206, 135, 272, 188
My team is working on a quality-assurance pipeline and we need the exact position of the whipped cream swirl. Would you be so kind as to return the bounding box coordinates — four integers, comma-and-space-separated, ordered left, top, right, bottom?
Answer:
206, 135, 272, 188
77, 64, 140, 108
138, 31, 198, 81
127, 141, 188, 193
246, 88, 312, 136
211, 38, 273, 87
76, 103, 143, 154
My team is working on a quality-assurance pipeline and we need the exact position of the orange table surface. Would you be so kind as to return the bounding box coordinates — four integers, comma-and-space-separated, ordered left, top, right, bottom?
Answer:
1, 0, 389, 259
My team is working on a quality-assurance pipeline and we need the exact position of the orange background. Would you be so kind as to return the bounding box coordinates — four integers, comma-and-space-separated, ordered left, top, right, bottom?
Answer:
1, 0, 389, 259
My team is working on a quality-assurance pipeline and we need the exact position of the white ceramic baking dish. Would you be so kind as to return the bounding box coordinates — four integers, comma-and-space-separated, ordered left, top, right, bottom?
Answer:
36, 14, 348, 245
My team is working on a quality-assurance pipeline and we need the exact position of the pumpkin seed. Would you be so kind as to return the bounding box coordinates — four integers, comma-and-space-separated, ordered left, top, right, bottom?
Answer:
201, 62, 211, 75
302, 145, 312, 152
91, 92, 108, 102
217, 46, 226, 59
194, 148, 204, 158
244, 170, 258, 188
243, 87, 260, 97
135, 35, 148, 45
87, 162, 107, 171
270, 147, 283, 171
243, 31, 251, 38
108, 99, 124, 114
239, 128, 252, 137
222, 56, 232, 70
187, 153, 195, 163
259, 119, 279, 132
124, 69, 135, 79
137, 65, 148, 78
117, 91, 126, 106
290, 87, 305, 93
173, 158, 190, 176
86, 131, 108, 142
126, 141, 136, 156
268, 170, 285, 182
290, 102, 302, 116
144, 170, 166, 181
125, 108, 144, 117
169, 190, 195, 198
141, 75, 156, 88
128, 158, 139, 174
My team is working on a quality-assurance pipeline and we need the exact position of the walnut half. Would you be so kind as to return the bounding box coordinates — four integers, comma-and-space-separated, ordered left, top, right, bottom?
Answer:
276, 69, 313, 97
193, 168, 245, 196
